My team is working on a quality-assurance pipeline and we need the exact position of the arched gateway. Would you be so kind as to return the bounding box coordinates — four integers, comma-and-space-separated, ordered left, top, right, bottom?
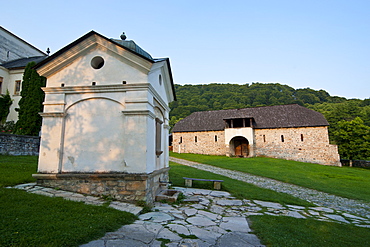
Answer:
230, 136, 249, 157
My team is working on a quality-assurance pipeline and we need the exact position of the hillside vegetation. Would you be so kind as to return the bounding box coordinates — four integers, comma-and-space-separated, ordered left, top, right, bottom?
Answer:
169, 83, 370, 160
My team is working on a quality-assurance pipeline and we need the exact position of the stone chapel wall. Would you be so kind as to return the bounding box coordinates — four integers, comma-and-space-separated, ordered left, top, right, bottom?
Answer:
172, 131, 226, 155
254, 126, 341, 166
172, 126, 341, 166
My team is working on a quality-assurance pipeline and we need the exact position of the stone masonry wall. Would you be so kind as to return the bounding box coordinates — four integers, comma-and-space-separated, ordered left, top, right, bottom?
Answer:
172, 126, 341, 166
33, 167, 170, 205
172, 131, 227, 155
254, 126, 341, 166
0, 133, 40, 155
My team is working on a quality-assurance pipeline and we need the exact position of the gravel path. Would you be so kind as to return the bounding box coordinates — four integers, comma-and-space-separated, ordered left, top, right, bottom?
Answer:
170, 157, 370, 218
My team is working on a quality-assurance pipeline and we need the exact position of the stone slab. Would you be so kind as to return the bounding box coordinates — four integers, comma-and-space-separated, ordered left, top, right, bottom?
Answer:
323, 214, 350, 223
254, 200, 284, 209
220, 217, 251, 232
80, 240, 106, 247
168, 224, 191, 235
157, 228, 182, 241
106, 239, 147, 247
184, 208, 198, 217
139, 212, 174, 223
116, 223, 155, 243
217, 232, 264, 247
286, 211, 306, 219
216, 199, 243, 206
198, 210, 219, 221
210, 191, 231, 197
189, 226, 221, 244
186, 216, 216, 227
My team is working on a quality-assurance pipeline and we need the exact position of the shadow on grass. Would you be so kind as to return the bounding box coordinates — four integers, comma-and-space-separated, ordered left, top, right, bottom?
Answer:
0, 188, 137, 247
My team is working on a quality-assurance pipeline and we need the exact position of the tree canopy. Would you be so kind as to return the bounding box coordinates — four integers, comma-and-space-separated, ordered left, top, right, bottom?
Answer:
0, 90, 12, 124
15, 62, 46, 136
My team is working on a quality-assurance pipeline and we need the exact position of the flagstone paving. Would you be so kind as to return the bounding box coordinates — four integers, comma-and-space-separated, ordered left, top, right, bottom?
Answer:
170, 157, 370, 218
10, 182, 370, 246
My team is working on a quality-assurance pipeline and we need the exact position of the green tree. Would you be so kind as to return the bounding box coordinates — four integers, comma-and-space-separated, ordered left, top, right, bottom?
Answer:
0, 90, 12, 124
333, 117, 370, 160
15, 62, 46, 136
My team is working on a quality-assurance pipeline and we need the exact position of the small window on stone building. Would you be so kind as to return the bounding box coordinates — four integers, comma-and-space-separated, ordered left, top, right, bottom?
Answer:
301, 134, 304, 142
14, 80, 21, 95
159, 74, 162, 85
215, 135, 218, 142
179, 137, 182, 144
263, 135, 266, 142
195, 136, 197, 143
281, 135, 284, 142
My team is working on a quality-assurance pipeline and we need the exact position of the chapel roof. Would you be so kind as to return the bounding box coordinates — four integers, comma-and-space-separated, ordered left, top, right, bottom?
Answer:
33, 30, 176, 100
172, 104, 329, 132
0, 55, 47, 69
111, 39, 153, 60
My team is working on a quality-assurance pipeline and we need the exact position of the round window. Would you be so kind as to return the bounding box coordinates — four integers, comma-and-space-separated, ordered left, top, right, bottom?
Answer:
91, 56, 104, 69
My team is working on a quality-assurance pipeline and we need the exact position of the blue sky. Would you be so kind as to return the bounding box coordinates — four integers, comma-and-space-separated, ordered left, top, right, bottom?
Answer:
2, 0, 369, 99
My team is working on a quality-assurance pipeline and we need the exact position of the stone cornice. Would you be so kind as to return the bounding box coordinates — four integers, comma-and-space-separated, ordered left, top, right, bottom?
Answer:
122, 109, 156, 119
39, 112, 66, 118
42, 83, 152, 94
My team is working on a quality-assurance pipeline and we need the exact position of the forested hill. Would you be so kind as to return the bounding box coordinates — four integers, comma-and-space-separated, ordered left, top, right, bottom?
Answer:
169, 83, 370, 160
170, 83, 346, 120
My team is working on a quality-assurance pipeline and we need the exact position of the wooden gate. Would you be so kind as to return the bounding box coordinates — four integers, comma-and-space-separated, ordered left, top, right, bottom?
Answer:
233, 137, 249, 157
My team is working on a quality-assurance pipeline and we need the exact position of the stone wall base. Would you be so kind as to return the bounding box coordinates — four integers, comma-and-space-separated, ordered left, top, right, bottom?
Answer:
32, 167, 170, 205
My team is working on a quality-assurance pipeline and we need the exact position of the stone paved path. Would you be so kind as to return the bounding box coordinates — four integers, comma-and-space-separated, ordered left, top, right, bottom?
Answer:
170, 157, 370, 218
10, 181, 370, 247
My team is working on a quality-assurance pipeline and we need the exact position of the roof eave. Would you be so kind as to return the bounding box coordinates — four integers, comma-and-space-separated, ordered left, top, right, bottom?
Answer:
34, 30, 155, 71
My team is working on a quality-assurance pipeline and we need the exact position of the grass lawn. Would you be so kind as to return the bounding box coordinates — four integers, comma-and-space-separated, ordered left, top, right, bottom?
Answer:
170, 152, 370, 203
169, 162, 313, 206
0, 155, 137, 247
2, 155, 369, 246
0, 155, 38, 187
250, 215, 370, 247
170, 159, 370, 247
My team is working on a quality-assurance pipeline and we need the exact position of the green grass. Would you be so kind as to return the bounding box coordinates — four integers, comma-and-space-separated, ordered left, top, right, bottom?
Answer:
0, 189, 137, 247
170, 152, 370, 203
250, 215, 370, 247
0, 155, 137, 246
169, 162, 313, 206
0, 155, 38, 187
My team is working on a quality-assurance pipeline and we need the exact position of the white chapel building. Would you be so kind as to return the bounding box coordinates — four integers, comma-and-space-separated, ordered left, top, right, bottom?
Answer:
32, 31, 176, 204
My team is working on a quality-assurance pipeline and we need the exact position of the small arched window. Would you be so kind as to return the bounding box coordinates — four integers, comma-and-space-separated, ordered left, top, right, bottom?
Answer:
301, 134, 304, 142
215, 135, 218, 142
281, 135, 284, 142
195, 136, 198, 143
159, 74, 162, 85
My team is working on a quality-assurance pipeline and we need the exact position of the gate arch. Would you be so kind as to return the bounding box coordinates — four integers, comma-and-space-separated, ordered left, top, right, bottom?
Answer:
229, 136, 249, 157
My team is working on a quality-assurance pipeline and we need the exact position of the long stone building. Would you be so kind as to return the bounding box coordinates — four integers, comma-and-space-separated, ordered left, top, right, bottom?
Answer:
172, 104, 341, 166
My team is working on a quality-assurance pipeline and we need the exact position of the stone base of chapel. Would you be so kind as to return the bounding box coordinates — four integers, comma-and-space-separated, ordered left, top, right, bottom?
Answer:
32, 167, 170, 205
